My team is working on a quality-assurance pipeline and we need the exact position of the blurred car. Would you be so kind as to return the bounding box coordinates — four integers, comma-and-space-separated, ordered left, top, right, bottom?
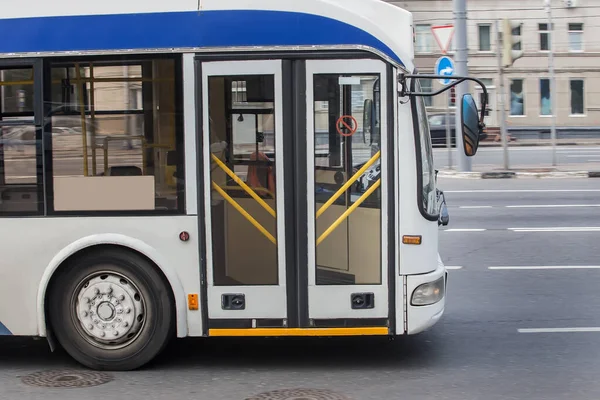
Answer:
428, 113, 487, 147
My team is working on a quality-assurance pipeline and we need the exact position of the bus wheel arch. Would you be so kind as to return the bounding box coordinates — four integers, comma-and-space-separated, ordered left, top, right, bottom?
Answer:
38, 238, 188, 368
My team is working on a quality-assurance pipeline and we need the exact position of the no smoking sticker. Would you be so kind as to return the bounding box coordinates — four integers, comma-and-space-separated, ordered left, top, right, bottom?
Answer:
336, 115, 358, 137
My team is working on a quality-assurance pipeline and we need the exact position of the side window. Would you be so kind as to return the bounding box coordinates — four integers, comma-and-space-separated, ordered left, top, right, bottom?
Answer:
0, 66, 42, 215
48, 57, 185, 213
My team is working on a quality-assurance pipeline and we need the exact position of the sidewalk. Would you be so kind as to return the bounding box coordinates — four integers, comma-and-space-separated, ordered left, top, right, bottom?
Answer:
479, 138, 600, 147
438, 162, 600, 179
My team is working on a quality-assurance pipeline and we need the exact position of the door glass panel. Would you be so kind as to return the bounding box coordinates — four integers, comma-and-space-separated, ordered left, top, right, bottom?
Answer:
0, 67, 41, 214
313, 74, 382, 286
208, 75, 279, 286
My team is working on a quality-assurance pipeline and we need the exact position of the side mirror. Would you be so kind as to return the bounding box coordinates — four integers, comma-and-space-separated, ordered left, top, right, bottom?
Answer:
460, 93, 482, 157
363, 99, 374, 145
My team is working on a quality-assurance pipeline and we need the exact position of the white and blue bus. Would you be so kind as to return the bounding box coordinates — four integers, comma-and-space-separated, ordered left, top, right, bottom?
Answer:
0, 0, 486, 370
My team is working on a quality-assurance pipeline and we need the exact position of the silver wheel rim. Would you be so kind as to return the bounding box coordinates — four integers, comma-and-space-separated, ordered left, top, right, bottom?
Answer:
71, 270, 147, 350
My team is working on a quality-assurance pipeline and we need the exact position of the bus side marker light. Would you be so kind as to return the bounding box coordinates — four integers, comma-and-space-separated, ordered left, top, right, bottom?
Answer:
188, 294, 199, 310
402, 235, 422, 245
179, 231, 190, 242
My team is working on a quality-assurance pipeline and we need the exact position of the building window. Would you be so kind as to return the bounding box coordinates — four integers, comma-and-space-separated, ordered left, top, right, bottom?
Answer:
568, 23, 584, 52
540, 79, 551, 116
415, 24, 433, 53
479, 78, 493, 88
48, 56, 185, 213
478, 24, 491, 51
477, 78, 492, 115
539, 23, 550, 51
510, 79, 525, 116
512, 26, 522, 51
570, 79, 585, 115
420, 79, 433, 107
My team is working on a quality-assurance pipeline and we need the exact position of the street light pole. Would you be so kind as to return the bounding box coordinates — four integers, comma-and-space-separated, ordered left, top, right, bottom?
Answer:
496, 20, 510, 170
545, 0, 558, 166
453, 0, 471, 171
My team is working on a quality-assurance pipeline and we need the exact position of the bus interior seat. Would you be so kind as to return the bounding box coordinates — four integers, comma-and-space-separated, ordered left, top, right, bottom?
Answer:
106, 166, 143, 176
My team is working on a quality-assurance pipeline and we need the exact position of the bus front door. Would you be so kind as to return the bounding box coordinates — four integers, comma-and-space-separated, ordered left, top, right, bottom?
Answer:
200, 58, 392, 335
306, 60, 390, 330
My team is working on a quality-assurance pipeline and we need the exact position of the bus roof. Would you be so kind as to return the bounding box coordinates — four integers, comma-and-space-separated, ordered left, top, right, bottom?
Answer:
0, 0, 414, 70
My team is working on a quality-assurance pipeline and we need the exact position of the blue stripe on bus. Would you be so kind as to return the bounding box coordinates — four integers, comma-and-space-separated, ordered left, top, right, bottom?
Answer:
0, 321, 11, 335
0, 10, 402, 65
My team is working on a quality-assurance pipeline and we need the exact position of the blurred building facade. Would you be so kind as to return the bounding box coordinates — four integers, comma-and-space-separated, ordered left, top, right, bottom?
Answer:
385, 0, 600, 138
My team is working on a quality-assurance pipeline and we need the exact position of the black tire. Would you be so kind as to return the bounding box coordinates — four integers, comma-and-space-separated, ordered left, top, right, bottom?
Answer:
48, 248, 175, 371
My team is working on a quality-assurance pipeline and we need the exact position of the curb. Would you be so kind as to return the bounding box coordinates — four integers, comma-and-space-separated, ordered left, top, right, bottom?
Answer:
438, 170, 600, 179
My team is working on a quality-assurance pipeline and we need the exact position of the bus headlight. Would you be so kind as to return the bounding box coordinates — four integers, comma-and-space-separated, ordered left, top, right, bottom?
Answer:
411, 276, 445, 306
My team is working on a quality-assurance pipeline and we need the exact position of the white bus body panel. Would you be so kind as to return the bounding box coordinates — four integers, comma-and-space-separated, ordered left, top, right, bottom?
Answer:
0, 217, 201, 337
0, 0, 415, 73
396, 92, 445, 334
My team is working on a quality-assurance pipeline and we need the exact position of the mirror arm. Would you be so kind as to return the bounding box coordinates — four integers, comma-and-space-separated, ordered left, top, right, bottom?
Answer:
398, 73, 489, 129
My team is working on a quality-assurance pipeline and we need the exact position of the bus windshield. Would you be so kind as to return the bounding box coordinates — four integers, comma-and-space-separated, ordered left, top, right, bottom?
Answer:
413, 79, 437, 217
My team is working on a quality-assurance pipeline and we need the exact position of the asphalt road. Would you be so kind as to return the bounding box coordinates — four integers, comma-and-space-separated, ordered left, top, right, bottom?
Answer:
434, 145, 600, 171
2, 177, 600, 399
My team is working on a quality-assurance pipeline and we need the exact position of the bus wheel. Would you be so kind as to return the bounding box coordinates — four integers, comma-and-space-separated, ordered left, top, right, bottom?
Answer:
48, 248, 174, 371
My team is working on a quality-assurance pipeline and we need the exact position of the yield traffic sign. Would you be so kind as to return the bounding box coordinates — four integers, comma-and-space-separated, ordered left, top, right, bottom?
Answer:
431, 24, 455, 54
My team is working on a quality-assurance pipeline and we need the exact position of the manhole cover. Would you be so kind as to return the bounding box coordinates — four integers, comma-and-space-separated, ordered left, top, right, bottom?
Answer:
21, 370, 114, 388
246, 388, 351, 400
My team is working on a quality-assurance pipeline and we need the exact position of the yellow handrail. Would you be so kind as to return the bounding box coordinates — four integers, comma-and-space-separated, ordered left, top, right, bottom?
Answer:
212, 182, 276, 245
316, 179, 381, 246
75, 63, 89, 177
316, 151, 380, 219
211, 153, 276, 218
89, 62, 97, 176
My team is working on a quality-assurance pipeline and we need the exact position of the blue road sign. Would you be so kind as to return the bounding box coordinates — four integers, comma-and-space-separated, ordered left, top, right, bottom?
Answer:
434, 56, 455, 85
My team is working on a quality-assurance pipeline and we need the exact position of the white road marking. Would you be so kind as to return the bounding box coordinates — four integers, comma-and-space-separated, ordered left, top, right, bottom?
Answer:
446, 189, 600, 194
489, 265, 600, 270
508, 227, 600, 232
459, 206, 493, 209
558, 150, 600, 153
519, 327, 600, 333
506, 204, 600, 208
445, 266, 463, 270
444, 228, 486, 232
567, 154, 600, 158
